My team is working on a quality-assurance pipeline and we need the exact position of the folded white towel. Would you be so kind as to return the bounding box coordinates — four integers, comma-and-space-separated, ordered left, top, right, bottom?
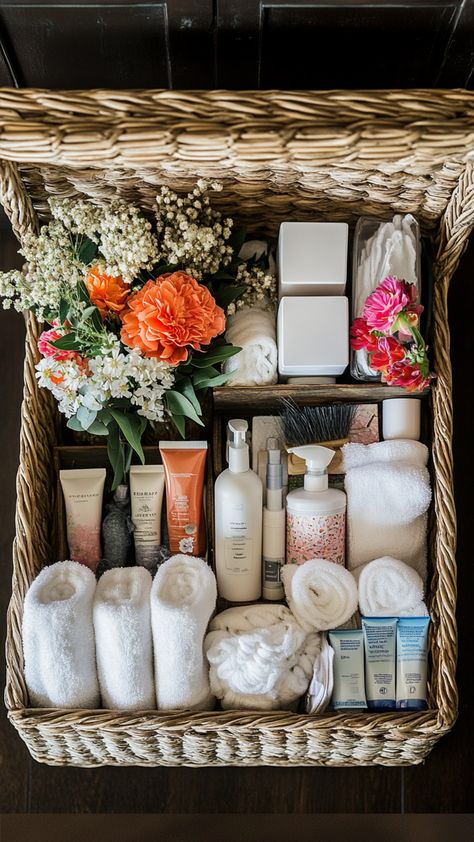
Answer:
281, 559, 358, 632
93, 567, 155, 710
355, 556, 428, 617
23, 560, 99, 708
342, 441, 432, 579
224, 307, 277, 386
151, 554, 217, 711
205, 604, 320, 711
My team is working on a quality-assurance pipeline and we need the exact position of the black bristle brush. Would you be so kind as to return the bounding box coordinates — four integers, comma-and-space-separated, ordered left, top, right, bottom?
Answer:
279, 398, 356, 476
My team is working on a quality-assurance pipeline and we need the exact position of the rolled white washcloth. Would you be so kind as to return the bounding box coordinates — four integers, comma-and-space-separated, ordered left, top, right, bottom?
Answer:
342, 440, 432, 579
355, 556, 428, 617
151, 554, 217, 711
205, 603, 320, 710
93, 567, 155, 710
281, 559, 359, 632
23, 560, 99, 708
223, 306, 277, 386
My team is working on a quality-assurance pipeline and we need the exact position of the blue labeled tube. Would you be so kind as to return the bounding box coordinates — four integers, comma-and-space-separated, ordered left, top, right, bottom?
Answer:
396, 617, 430, 710
362, 617, 397, 710
328, 629, 367, 709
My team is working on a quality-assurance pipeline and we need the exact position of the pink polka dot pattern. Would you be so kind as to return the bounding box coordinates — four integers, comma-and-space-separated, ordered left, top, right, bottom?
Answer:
286, 512, 346, 566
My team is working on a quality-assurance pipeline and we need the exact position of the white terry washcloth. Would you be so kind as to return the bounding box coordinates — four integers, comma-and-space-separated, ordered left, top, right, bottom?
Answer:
281, 559, 359, 632
205, 603, 320, 711
342, 440, 432, 579
355, 556, 428, 618
22, 560, 99, 708
223, 306, 277, 386
93, 567, 155, 710
151, 554, 217, 711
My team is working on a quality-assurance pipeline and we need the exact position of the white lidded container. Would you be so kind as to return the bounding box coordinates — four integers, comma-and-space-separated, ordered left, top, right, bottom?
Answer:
277, 221, 349, 297
286, 445, 346, 566
278, 296, 349, 377
214, 419, 263, 602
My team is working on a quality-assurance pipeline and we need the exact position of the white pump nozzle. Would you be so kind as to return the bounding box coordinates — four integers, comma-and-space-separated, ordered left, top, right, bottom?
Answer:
228, 419, 249, 473
228, 419, 248, 447
287, 444, 335, 491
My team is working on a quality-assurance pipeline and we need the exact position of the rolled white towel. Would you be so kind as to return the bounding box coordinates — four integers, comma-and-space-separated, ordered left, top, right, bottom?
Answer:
205, 603, 320, 710
23, 560, 99, 708
281, 559, 359, 632
355, 556, 428, 617
224, 307, 277, 386
93, 567, 155, 710
151, 554, 217, 711
342, 441, 432, 579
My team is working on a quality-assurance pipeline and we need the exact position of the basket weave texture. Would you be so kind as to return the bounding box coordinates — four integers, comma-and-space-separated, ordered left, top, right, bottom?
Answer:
1, 89, 473, 767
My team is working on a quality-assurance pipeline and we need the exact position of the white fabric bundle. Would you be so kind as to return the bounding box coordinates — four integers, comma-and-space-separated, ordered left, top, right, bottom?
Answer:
342, 440, 431, 579
353, 214, 419, 378
23, 560, 99, 708
355, 556, 428, 617
305, 635, 334, 714
281, 559, 358, 632
224, 307, 277, 386
205, 604, 320, 711
93, 567, 155, 710
151, 554, 217, 711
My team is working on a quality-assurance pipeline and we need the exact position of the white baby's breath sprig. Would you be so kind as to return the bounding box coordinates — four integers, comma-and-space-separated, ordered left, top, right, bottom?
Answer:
227, 262, 277, 315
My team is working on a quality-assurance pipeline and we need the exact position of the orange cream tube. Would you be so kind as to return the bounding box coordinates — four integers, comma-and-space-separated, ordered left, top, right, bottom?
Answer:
159, 441, 207, 557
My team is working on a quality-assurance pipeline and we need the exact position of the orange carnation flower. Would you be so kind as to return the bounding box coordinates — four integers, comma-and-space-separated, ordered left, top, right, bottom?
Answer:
85, 266, 130, 319
120, 271, 225, 365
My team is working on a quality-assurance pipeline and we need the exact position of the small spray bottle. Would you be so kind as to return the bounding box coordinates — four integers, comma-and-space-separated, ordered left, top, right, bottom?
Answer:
262, 438, 285, 601
285, 444, 346, 565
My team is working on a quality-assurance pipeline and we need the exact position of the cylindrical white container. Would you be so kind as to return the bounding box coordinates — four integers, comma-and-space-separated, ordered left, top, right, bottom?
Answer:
262, 507, 285, 600
382, 398, 421, 441
214, 420, 263, 602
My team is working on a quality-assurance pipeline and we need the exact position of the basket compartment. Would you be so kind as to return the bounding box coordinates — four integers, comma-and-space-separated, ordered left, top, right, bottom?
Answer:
2, 88, 472, 766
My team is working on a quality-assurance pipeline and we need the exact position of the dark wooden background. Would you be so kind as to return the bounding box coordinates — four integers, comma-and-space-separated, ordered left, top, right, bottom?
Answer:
1, 0, 474, 815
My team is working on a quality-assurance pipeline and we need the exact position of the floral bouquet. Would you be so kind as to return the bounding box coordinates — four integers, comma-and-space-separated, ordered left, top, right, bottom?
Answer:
351, 276, 433, 392
0, 181, 276, 486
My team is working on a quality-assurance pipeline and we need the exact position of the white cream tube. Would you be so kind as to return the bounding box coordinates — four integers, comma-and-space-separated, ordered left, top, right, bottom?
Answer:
60, 468, 106, 572
130, 465, 165, 569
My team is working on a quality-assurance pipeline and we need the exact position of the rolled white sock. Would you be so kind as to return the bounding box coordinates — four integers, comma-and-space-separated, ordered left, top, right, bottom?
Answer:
355, 556, 428, 617
151, 554, 217, 711
93, 567, 155, 710
224, 307, 277, 386
281, 559, 359, 632
23, 560, 99, 708
205, 604, 320, 710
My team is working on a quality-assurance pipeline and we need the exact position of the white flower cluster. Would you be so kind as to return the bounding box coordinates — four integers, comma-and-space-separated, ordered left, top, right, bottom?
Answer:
155, 180, 233, 279
227, 263, 277, 315
35, 339, 175, 423
51, 198, 161, 283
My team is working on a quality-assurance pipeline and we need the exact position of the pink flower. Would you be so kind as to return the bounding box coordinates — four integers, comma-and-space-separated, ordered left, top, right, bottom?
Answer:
363, 277, 417, 333
38, 328, 71, 361
382, 359, 431, 392
350, 318, 379, 352
369, 336, 406, 372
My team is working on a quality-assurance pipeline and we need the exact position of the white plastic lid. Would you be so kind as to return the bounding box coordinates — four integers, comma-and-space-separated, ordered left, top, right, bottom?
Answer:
286, 486, 346, 514
228, 419, 249, 473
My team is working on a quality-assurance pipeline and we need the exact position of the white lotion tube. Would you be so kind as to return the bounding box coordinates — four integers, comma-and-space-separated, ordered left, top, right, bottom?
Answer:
130, 465, 165, 569
328, 629, 367, 710
60, 468, 106, 572
362, 617, 397, 710
396, 616, 430, 710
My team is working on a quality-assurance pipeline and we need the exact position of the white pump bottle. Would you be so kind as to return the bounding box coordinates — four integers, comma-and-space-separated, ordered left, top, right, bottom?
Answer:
214, 419, 263, 601
286, 444, 346, 566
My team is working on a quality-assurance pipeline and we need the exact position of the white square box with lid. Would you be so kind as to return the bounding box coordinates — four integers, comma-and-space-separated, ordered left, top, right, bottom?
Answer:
278, 296, 349, 376
277, 222, 349, 297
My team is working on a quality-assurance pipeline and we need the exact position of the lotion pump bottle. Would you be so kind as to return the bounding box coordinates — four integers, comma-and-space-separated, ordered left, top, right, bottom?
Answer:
286, 444, 346, 566
214, 419, 263, 601
262, 438, 285, 600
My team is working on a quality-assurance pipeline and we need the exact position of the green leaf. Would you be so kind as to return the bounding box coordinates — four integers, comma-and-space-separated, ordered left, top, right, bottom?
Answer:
108, 409, 146, 463
51, 333, 81, 351
77, 280, 92, 304
164, 390, 204, 426
87, 419, 110, 436
76, 405, 97, 431
59, 298, 69, 325
171, 414, 186, 438
179, 377, 202, 417
66, 415, 86, 432
214, 284, 247, 310
107, 421, 125, 490
78, 237, 99, 266
193, 371, 230, 389
80, 305, 98, 321
190, 345, 242, 368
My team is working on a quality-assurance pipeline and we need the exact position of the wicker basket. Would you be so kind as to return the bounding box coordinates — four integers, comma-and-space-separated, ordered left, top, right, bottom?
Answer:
1, 89, 472, 768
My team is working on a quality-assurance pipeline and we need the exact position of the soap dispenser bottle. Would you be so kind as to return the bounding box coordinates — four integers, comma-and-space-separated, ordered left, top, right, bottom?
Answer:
214, 419, 263, 602
286, 444, 346, 566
